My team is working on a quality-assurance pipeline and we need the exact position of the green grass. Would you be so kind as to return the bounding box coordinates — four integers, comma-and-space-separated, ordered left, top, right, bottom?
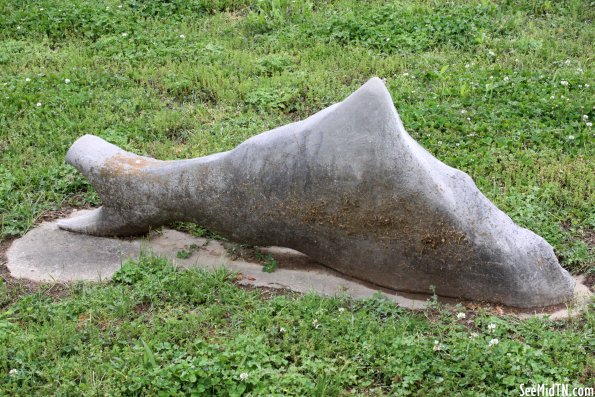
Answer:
1, 255, 593, 396
0, 0, 593, 271
0, 0, 594, 394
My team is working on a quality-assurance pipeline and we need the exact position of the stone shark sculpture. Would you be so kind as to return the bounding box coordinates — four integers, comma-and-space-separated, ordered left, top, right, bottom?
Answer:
58, 77, 575, 308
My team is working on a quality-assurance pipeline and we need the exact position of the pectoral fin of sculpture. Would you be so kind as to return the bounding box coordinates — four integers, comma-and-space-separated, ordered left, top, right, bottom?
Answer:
57, 206, 139, 236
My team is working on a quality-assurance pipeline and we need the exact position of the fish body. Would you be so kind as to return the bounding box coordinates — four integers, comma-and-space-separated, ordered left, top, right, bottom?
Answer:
59, 78, 575, 307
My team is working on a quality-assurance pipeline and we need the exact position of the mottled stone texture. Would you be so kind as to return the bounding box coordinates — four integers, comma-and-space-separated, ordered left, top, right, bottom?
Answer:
58, 77, 574, 307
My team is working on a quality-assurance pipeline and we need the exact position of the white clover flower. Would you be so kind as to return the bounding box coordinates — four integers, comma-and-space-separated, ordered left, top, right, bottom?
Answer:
338, 307, 345, 313
564, 59, 571, 65
568, 135, 575, 140
582, 115, 589, 120
39, 7, 44, 11
487, 323, 496, 331
36, 102, 42, 107
488, 50, 496, 56
456, 312, 466, 319
64, 78, 71, 84
9, 369, 18, 377
488, 338, 499, 347
550, 95, 555, 99
460, 109, 467, 114
279, 326, 286, 333
25, 77, 31, 82
118, 4, 123, 8
489, 75, 494, 79
465, 64, 470, 68
179, 34, 185, 38
503, 76, 509, 82
312, 319, 321, 329
577, 68, 584, 73
587, 122, 592, 127
402, 72, 409, 77
515, 58, 520, 63
585, 84, 590, 88
239, 372, 249, 381
16, 25, 21, 30
121, 32, 128, 37
433, 340, 442, 351
560, 80, 569, 86
469, 332, 479, 339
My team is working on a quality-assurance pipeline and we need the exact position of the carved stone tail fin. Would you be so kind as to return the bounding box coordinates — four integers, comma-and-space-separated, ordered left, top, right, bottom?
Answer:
63, 135, 125, 187
58, 135, 162, 236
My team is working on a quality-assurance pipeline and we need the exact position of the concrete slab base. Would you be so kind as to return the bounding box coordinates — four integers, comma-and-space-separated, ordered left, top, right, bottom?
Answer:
6, 211, 592, 319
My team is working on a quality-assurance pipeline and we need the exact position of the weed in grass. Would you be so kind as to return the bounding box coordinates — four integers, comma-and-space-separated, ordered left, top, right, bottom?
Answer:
170, 221, 225, 240
262, 254, 278, 273
245, 0, 315, 34
176, 243, 199, 259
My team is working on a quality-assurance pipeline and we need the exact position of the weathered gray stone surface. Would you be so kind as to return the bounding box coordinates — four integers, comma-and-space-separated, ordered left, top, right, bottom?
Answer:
7, 212, 430, 310
6, 213, 592, 319
57, 77, 574, 307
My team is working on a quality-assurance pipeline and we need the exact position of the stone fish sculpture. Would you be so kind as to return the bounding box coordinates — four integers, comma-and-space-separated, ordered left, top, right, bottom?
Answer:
59, 77, 575, 308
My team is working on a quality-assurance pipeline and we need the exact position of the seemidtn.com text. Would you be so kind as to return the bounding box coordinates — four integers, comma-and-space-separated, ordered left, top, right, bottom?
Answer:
519, 384, 594, 397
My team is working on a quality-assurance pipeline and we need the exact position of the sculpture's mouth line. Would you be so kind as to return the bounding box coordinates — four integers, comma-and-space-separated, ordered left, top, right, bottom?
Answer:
57, 77, 576, 308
